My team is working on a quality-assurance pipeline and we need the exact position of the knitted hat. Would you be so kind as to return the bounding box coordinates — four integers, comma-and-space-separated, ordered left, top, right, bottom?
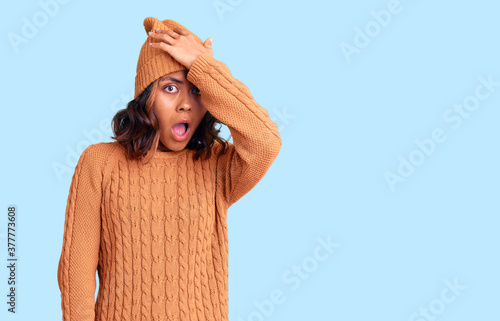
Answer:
134, 17, 204, 99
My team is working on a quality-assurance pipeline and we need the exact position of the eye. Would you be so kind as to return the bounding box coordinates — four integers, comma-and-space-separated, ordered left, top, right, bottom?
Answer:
164, 85, 178, 93
193, 86, 201, 95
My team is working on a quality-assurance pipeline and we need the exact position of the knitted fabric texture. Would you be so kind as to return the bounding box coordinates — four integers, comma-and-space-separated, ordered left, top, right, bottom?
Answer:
57, 53, 282, 321
135, 17, 204, 99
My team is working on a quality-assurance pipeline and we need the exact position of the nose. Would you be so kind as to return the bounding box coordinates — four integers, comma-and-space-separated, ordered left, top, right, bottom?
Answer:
178, 102, 191, 111
177, 92, 192, 112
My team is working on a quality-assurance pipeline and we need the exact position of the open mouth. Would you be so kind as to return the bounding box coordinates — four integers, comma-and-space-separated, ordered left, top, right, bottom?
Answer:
171, 121, 191, 141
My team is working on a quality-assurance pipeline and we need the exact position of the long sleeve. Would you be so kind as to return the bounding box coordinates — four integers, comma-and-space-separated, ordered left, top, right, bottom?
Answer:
187, 53, 282, 208
57, 144, 105, 321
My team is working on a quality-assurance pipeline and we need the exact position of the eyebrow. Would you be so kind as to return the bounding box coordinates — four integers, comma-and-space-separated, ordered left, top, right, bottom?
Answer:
160, 76, 183, 84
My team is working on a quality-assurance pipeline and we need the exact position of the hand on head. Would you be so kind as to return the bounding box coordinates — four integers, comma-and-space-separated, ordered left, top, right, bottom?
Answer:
148, 26, 214, 69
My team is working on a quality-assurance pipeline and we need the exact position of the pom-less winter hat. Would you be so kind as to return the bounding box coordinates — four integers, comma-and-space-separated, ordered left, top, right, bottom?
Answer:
134, 17, 204, 99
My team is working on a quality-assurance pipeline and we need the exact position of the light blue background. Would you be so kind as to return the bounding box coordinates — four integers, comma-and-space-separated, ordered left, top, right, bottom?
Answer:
2, 0, 499, 320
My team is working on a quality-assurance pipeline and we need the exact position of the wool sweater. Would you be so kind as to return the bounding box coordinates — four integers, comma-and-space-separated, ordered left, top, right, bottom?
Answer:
57, 53, 282, 321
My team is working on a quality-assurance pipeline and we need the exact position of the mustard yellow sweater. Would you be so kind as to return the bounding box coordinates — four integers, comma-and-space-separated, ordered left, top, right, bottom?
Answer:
57, 53, 282, 321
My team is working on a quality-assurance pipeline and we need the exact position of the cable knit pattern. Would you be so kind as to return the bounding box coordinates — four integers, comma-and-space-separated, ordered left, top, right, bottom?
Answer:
57, 53, 281, 321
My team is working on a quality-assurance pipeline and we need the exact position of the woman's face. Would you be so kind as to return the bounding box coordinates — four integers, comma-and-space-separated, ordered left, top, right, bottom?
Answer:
152, 70, 207, 152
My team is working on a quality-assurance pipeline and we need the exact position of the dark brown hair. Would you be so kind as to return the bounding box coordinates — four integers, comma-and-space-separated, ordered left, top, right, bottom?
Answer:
111, 78, 229, 162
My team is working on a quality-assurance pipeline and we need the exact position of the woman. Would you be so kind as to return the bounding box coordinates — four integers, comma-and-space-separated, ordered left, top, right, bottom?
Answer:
57, 17, 281, 321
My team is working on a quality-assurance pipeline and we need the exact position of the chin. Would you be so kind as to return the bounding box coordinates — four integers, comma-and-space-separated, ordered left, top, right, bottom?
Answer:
163, 140, 190, 152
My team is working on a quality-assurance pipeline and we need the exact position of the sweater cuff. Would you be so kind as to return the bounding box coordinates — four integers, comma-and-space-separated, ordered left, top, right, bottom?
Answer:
187, 53, 214, 84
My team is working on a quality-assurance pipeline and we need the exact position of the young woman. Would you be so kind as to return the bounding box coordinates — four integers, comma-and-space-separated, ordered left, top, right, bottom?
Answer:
57, 17, 281, 321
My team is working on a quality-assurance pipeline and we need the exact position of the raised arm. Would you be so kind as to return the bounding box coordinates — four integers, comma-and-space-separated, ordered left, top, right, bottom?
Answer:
187, 53, 282, 208
57, 144, 105, 320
